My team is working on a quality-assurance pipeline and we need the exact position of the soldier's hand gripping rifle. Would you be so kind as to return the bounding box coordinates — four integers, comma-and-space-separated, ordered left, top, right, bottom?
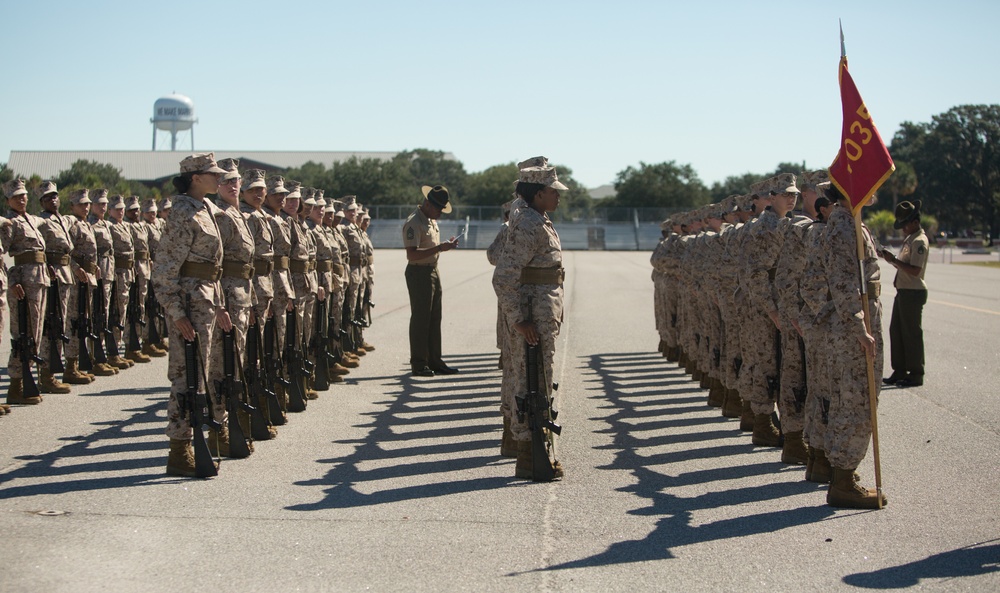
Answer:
182, 332, 220, 478
43, 282, 69, 373
72, 283, 98, 372
91, 282, 109, 366
283, 308, 308, 413
260, 316, 288, 426
126, 281, 144, 353
214, 329, 253, 458
13, 298, 46, 399
312, 298, 331, 391
514, 303, 562, 482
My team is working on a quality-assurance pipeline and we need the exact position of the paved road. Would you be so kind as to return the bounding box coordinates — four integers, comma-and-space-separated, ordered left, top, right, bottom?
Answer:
1, 250, 997, 592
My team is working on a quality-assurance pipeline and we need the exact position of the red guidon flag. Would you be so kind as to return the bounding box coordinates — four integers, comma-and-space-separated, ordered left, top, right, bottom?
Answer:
829, 55, 895, 216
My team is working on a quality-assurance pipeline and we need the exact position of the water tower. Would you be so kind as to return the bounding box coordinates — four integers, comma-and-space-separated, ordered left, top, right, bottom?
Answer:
151, 93, 197, 151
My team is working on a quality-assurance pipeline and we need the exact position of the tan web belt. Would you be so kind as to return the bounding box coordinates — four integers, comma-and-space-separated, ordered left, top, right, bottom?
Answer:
14, 252, 46, 265
272, 256, 290, 271
315, 260, 334, 273
866, 282, 881, 299
222, 261, 254, 280
253, 258, 274, 276
45, 252, 70, 266
180, 261, 223, 281
519, 266, 565, 285
114, 255, 134, 270
134, 251, 150, 262
72, 257, 98, 274
289, 259, 316, 274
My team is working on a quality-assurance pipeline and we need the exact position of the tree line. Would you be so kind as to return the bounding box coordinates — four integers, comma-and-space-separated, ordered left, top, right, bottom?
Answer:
2, 104, 997, 237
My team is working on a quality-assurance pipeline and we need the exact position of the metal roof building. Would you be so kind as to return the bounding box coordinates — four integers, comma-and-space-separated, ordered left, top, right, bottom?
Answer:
4, 150, 433, 183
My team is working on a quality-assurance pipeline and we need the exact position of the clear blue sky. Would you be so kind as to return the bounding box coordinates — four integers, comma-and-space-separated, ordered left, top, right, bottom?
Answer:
2, 0, 997, 189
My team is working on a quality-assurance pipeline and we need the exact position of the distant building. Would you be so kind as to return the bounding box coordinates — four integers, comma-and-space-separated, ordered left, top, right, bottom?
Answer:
5, 150, 453, 186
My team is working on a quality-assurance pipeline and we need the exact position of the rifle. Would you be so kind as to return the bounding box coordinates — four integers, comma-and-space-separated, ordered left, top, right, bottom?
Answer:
12, 298, 45, 399
145, 280, 162, 347
105, 280, 122, 358
254, 322, 285, 426
126, 281, 144, 353
362, 283, 374, 328
259, 317, 288, 426
182, 332, 220, 478
283, 309, 308, 413
214, 329, 253, 458
514, 302, 562, 482
72, 283, 98, 372
312, 298, 331, 391
43, 282, 69, 373
91, 282, 109, 365
340, 296, 356, 354
241, 322, 278, 438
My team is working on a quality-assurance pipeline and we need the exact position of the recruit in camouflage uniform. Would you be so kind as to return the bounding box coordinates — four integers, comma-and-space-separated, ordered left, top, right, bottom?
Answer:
0, 208, 10, 415
126, 196, 162, 360
819, 188, 886, 509
64, 189, 100, 383
285, 183, 318, 385
35, 181, 74, 394
341, 196, 368, 357
88, 189, 121, 375
153, 153, 228, 478
263, 176, 295, 362
327, 200, 358, 371
3, 178, 50, 406
107, 196, 138, 369
493, 159, 567, 480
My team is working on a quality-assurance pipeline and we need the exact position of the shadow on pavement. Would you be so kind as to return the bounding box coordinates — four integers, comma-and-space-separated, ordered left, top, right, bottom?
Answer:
539, 351, 831, 570
287, 353, 513, 510
0, 387, 172, 499
842, 541, 1000, 588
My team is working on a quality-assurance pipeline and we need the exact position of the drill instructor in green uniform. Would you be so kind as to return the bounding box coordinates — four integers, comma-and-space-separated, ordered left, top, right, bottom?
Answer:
401, 185, 459, 377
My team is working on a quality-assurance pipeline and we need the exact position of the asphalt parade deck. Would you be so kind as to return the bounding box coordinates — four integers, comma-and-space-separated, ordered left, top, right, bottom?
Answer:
1, 250, 998, 592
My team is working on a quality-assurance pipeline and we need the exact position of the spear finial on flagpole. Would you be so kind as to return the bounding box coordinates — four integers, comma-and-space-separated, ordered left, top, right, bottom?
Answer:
840, 19, 846, 58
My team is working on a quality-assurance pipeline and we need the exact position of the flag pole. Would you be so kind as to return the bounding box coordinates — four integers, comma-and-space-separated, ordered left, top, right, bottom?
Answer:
842, 21, 883, 508
853, 210, 883, 509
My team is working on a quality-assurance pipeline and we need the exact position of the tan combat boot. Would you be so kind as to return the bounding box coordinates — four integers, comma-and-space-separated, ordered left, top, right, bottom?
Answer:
500, 417, 517, 458
7, 378, 42, 405
353, 347, 366, 357
341, 355, 359, 369
141, 343, 167, 358
63, 358, 93, 385
722, 389, 742, 418
781, 430, 809, 465
707, 378, 726, 407
739, 400, 754, 431
514, 440, 533, 479
208, 426, 231, 458
40, 367, 72, 394
126, 349, 152, 363
109, 355, 133, 369
827, 467, 887, 509
166, 438, 198, 477
807, 448, 833, 484
93, 362, 118, 376
361, 341, 375, 352
751, 413, 782, 447
158, 337, 169, 350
